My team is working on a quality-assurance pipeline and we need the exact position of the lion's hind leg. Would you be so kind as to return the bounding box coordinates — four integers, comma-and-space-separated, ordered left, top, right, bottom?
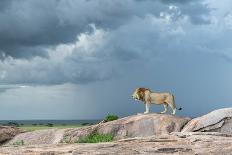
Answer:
172, 108, 176, 115
166, 95, 177, 115
160, 103, 168, 114
168, 103, 176, 115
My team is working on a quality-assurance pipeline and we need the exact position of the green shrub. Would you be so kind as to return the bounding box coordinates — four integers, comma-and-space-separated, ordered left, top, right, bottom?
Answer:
46, 123, 54, 127
77, 132, 113, 143
13, 140, 24, 146
7, 122, 19, 127
81, 122, 89, 126
104, 114, 119, 122
63, 133, 70, 143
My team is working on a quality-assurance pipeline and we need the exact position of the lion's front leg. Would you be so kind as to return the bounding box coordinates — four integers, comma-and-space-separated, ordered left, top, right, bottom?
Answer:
144, 103, 150, 114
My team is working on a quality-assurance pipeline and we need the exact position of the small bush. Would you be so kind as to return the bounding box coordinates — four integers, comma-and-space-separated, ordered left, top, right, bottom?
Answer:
46, 123, 54, 127
13, 140, 24, 146
77, 132, 113, 143
81, 122, 89, 126
104, 114, 119, 122
7, 122, 19, 127
63, 133, 70, 143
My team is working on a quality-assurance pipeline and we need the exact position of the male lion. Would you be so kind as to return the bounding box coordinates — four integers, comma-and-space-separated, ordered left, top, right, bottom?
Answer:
132, 88, 182, 115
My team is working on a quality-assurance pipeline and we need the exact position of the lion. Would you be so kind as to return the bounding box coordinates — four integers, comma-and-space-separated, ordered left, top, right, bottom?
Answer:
132, 88, 182, 115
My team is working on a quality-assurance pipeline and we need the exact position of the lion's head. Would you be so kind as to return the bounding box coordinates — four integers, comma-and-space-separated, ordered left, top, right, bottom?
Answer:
132, 87, 150, 101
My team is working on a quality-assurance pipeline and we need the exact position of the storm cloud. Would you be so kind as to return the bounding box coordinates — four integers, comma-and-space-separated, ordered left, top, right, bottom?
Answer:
0, 0, 231, 85
0, 0, 215, 84
0, 0, 210, 58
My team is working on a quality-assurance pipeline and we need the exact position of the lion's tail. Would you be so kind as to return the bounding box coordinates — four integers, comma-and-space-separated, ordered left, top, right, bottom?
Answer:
172, 94, 182, 111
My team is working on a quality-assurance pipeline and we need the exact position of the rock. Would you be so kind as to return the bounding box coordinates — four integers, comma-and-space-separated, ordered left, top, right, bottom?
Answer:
7, 129, 65, 145
62, 125, 98, 143
1, 132, 232, 154
64, 113, 190, 142
98, 113, 190, 139
0, 126, 21, 144
4, 113, 190, 145
182, 108, 232, 133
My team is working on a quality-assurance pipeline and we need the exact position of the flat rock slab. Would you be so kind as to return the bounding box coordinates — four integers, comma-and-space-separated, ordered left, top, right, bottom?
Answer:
1, 132, 232, 155
64, 113, 190, 142
7, 129, 66, 145
182, 108, 232, 133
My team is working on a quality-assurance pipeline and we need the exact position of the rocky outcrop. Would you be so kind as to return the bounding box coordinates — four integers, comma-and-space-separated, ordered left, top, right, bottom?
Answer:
0, 126, 21, 144
182, 108, 232, 133
64, 113, 190, 142
2, 132, 232, 155
6, 113, 189, 145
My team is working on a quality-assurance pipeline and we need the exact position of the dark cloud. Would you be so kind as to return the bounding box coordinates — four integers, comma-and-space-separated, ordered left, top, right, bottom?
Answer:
0, 0, 223, 85
0, 0, 12, 10
0, 0, 210, 58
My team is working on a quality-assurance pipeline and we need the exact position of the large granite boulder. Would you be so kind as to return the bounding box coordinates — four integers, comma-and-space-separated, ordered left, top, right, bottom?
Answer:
0, 126, 21, 144
182, 108, 232, 133
64, 113, 190, 142
5, 113, 190, 145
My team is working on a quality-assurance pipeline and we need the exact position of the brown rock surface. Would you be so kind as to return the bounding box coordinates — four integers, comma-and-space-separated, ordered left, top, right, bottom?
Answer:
4, 113, 190, 145
0, 126, 21, 144
182, 108, 232, 133
1, 132, 232, 155
64, 113, 190, 143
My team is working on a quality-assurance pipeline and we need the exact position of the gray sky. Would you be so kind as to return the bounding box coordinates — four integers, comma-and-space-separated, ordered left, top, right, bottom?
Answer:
0, 0, 232, 120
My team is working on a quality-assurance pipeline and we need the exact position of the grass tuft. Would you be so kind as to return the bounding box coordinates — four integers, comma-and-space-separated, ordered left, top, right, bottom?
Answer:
18, 124, 83, 132
104, 114, 119, 122
76, 132, 113, 143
